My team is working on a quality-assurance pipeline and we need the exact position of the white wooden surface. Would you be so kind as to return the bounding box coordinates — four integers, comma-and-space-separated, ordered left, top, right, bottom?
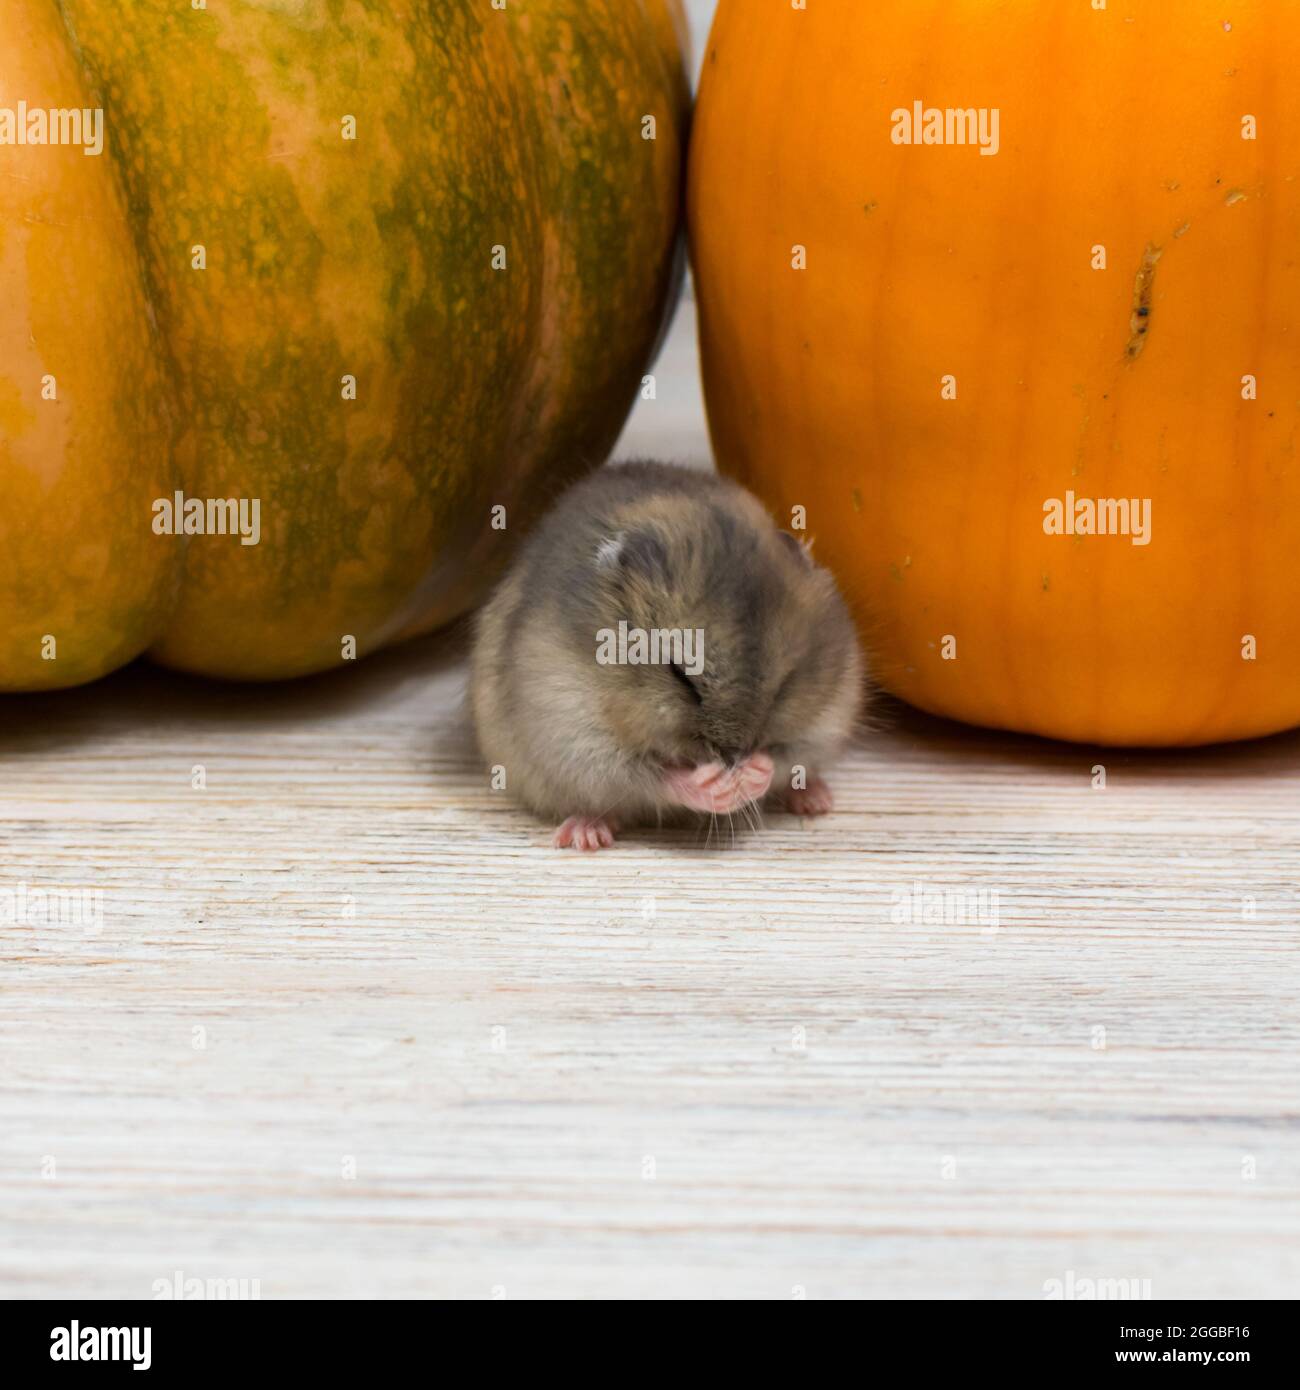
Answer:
3, 292, 1300, 1301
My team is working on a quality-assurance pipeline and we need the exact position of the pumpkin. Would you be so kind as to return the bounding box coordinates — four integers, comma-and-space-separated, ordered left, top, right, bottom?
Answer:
0, 0, 688, 690
690, 0, 1300, 746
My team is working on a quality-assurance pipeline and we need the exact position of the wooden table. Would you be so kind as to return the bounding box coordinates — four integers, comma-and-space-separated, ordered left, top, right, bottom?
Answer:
2, 298, 1297, 1300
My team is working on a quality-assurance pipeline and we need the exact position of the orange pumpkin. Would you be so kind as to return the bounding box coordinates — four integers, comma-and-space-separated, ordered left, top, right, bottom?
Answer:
690, 0, 1300, 746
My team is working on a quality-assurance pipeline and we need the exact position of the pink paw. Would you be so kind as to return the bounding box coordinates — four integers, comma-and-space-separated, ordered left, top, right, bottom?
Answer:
552, 815, 618, 851
663, 752, 774, 814
783, 774, 834, 817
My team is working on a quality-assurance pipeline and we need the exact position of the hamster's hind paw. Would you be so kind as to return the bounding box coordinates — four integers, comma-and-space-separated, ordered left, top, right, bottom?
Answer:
781, 774, 834, 817
552, 815, 618, 851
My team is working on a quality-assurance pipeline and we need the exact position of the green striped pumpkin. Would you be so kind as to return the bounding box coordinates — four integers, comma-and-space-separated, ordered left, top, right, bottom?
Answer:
0, 0, 688, 687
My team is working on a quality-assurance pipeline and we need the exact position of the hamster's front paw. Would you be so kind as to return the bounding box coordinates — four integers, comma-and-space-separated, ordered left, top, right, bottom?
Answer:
552, 815, 618, 851
781, 774, 834, 817
663, 752, 774, 814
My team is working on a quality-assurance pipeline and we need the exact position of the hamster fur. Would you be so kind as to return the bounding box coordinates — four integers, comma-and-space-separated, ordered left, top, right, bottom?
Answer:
470, 461, 865, 849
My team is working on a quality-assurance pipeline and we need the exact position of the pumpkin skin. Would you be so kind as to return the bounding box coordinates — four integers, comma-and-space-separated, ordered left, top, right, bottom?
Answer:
690, 0, 1300, 746
0, 0, 687, 689
0, 0, 179, 689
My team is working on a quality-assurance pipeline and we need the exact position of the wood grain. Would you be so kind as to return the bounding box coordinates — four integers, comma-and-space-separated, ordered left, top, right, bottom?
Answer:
2, 298, 1298, 1301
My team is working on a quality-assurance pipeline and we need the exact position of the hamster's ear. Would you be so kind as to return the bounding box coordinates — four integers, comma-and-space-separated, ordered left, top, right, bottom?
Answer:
778, 530, 815, 568
595, 532, 626, 568
596, 529, 668, 583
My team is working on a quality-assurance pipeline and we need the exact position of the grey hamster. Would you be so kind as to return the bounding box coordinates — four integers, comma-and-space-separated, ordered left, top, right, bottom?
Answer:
471, 461, 864, 849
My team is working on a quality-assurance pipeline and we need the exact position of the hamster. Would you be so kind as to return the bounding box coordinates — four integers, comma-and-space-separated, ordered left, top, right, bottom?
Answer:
470, 461, 865, 849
